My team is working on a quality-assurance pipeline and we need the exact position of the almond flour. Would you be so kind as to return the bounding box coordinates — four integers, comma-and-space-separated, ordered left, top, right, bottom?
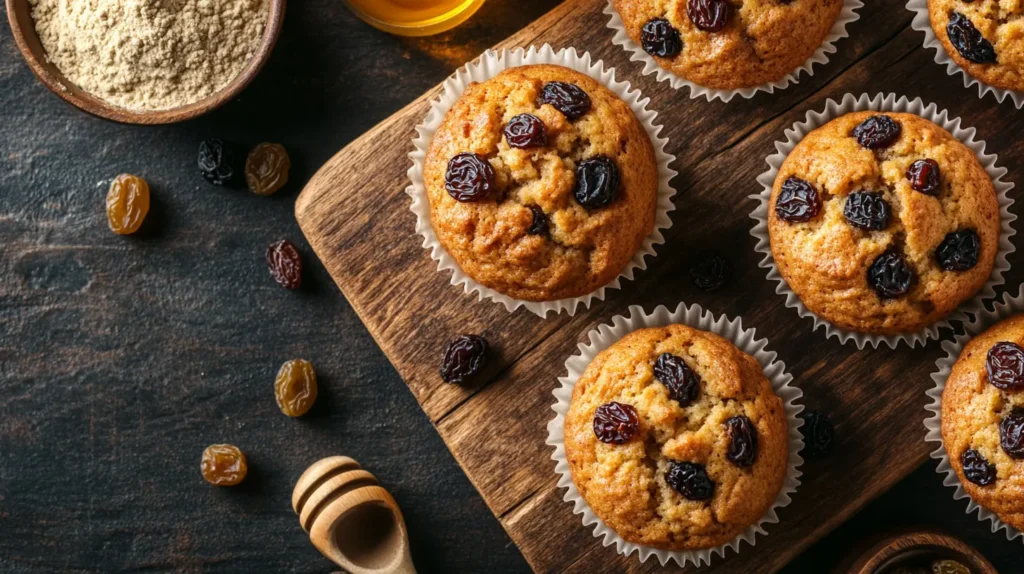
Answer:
28, 0, 269, 112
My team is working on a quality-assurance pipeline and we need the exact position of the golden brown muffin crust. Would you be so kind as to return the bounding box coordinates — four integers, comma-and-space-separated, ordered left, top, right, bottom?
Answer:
928, 0, 1024, 92
563, 324, 789, 550
423, 65, 658, 302
612, 0, 844, 89
768, 111, 1000, 335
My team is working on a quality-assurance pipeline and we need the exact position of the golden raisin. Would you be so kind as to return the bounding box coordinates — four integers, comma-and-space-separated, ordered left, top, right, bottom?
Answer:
200, 444, 247, 486
274, 359, 317, 417
106, 174, 150, 235
245, 143, 291, 196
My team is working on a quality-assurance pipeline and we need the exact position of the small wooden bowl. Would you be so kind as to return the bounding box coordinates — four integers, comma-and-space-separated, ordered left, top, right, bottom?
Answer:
844, 530, 997, 574
5, 0, 286, 124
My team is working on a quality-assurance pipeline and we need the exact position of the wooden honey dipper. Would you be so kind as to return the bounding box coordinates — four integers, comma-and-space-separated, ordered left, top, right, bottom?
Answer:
292, 456, 415, 574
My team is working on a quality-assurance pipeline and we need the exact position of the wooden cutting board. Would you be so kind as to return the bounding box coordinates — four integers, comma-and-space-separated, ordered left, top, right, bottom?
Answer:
294, 1, 1024, 572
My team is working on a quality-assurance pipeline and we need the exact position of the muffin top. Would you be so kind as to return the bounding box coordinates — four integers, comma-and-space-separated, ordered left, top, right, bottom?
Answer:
768, 111, 999, 335
928, 0, 1024, 93
563, 324, 789, 550
423, 64, 658, 302
942, 313, 1024, 531
612, 0, 844, 89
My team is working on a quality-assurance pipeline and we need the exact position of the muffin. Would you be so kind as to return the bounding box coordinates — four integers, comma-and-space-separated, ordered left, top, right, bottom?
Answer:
563, 324, 789, 550
768, 111, 1000, 335
942, 313, 1024, 531
612, 0, 844, 89
422, 64, 658, 302
929, 1, 1024, 93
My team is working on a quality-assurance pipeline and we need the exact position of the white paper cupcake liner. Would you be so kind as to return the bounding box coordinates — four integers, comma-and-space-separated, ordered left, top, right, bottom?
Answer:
406, 45, 678, 317
750, 92, 1016, 349
604, 0, 863, 103
907, 0, 1024, 109
545, 302, 804, 567
925, 286, 1024, 542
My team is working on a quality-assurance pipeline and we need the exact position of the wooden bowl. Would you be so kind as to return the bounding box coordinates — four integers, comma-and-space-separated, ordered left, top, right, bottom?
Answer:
843, 530, 997, 574
4, 0, 286, 124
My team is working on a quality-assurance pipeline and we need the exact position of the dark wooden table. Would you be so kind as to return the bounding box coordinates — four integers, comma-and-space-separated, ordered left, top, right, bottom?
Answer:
0, 1, 1019, 572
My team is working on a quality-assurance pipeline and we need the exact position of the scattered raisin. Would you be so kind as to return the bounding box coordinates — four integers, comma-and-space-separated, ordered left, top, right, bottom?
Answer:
725, 415, 758, 467
198, 139, 243, 186
936, 230, 980, 271
799, 410, 834, 459
852, 115, 902, 149
445, 153, 495, 202
867, 249, 914, 299
986, 342, 1024, 391
688, 0, 730, 32
245, 143, 291, 196
689, 252, 730, 292
593, 402, 640, 444
654, 353, 701, 407
106, 174, 150, 235
641, 18, 682, 57
266, 239, 303, 289
666, 461, 714, 501
843, 191, 892, 231
932, 560, 971, 574
440, 334, 488, 385
201, 444, 247, 486
574, 156, 620, 209
960, 448, 996, 486
504, 114, 547, 149
948, 12, 996, 64
538, 82, 591, 121
999, 409, 1024, 459
527, 205, 549, 236
775, 177, 822, 223
274, 359, 318, 417
906, 159, 941, 195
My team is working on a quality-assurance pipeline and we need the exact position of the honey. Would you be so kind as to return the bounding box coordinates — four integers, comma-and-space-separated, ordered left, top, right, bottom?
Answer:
344, 0, 487, 36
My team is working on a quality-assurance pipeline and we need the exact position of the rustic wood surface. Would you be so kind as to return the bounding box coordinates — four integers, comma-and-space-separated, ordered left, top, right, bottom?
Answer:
1, 0, 1022, 572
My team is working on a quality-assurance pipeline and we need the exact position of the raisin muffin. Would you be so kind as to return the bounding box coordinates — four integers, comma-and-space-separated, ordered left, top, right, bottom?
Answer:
612, 0, 844, 89
768, 111, 1000, 335
942, 314, 1024, 531
422, 64, 658, 302
929, 1, 1024, 93
563, 324, 789, 550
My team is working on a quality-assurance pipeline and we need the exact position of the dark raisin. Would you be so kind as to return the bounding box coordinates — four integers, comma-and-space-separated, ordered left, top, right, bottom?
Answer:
593, 402, 640, 444
503, 114, 547, 149
641, 18, 683, 57
725, 415, 758, 467
936, 230, 980, 272
775, 177, 822, 223
689, 252, 730, 292
198, 139, 243, 186
653, 353, 700, 407
527, 205, 549, 236
799, 410, 835, 459
867, 249, 914, 299
852, 115, 902, 149
960, 449, 996, 486
986, 342, 1024, 391
440, 335, 488, 385
906, 159, 941, 195
948, 12, 997, 64
538, 82, 591, 121
445, 153, 496, 202
843, 191, 892, 231
1000, 409, 1024, 459
574, 156, 620, 210
266, 239, 303, 290
666, 461, 714, 501
688, 0, 731, 32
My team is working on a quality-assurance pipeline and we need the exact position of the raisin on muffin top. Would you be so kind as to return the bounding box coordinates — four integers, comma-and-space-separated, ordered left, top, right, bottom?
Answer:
928, 0, 1024, 93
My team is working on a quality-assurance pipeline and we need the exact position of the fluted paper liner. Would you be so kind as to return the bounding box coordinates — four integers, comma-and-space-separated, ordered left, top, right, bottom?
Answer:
907, 0, 1024, 109
546, 303, 804, 567
407, 45, 678, 317
750, 93, 1016, 349
604, 0, 863, 102
925, 287, 1024, 542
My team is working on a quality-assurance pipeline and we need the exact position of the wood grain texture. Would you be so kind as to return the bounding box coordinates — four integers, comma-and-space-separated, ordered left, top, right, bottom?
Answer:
295, 1, 1024, 572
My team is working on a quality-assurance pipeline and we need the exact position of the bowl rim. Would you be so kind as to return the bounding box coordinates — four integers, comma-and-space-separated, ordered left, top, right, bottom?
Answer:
4, 0, 287, 125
